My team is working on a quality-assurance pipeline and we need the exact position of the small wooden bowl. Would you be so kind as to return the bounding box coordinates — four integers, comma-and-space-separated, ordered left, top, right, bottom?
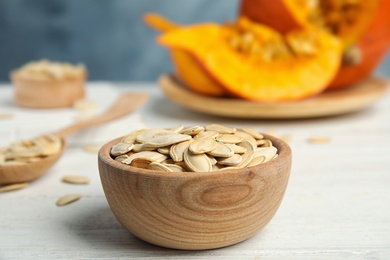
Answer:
98, 134, 292, 250
10, 70, 86, 108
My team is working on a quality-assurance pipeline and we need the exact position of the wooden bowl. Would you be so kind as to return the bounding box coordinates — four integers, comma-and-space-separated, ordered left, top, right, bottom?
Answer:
10, 70, 86, 108
98, 134, 292, 250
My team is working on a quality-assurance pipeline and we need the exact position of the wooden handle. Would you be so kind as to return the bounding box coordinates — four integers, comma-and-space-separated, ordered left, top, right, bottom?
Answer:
55, 92, 148, 139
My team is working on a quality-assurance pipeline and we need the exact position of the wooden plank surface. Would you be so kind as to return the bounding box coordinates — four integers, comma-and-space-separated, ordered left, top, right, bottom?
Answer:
1, 82, 390, 259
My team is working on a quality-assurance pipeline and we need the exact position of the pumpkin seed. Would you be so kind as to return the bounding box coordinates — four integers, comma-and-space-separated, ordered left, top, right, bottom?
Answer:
110, 142, 134, 156
238, 140, 256, 152
157, 146, 171, 155
0, 113, 13, 119
130, 158, 153, 168
149, 162, 173, 172
143, 133, 191, 148
242, 128, 264, 140
122, 128, 148, 144
122, 151, 168, 165
62, 176, 90, 185
208, 142, 234, 157
194, 130, 219, 140
308, 137, 331, 143
180, 125, 205, 135
0, 182, 29, 193
169, 140, 192, 162
136, 128, 173, 143
205, 124, 236, 134
132, 143, 156, 152
110, 125, 279, 172
216, 134, 242, 144
247, 155, 266, 167
189, 137, 217, 154
237, 151, 255, 168
217, 154, 242, 166
184, 149, 212, 172
163, 163, 185, 172
254, 147, 278, 162
225, 144, 247, 154
83, 145, 101, 153
56, 194, 81, 206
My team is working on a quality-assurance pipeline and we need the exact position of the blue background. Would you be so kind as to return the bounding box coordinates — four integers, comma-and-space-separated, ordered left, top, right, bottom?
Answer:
0, 0, 388, 82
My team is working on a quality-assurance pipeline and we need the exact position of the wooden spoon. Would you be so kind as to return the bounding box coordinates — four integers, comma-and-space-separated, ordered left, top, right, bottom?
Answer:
0, 92, 148, 184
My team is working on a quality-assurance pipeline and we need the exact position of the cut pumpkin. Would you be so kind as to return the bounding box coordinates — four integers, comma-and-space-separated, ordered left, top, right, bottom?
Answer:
158, 18, 342, 102
144, 13, 226, 96
240, 0, 378, 48
327, 0, 390, 89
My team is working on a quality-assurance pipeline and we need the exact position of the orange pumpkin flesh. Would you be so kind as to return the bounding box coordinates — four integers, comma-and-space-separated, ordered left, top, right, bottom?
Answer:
143, 13, 226, 96
240, 0, 378, 48
158, 19, 342, 102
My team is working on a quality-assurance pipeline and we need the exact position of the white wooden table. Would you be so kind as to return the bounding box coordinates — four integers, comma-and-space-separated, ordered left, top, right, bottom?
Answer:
1, 82, 390, 259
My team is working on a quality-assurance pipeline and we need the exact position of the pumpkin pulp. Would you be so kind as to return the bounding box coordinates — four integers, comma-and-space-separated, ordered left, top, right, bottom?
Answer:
240, 0, 378, 48
159, 17, 342, 102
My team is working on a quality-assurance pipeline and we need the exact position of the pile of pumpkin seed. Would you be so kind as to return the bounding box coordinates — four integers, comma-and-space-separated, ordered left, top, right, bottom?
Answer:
0, 134, 62, 165
110, 124, 278, 172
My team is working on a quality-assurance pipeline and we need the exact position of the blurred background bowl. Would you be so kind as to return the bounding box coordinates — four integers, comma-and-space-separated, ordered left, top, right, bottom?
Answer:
10, 69, 86, 108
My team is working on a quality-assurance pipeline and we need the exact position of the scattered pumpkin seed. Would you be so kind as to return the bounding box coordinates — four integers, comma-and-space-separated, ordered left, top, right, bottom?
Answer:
0, 182, 29, 192
62, 176, 90, 185
56, 194, 81, 206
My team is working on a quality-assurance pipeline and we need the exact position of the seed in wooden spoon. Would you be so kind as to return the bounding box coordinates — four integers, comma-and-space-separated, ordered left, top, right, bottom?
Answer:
0, 182, 29, 192
56, 194, 81, 206
62, 176, 90, 185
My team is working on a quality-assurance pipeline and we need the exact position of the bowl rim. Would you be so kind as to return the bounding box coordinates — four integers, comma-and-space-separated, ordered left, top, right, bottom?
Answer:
98, 133, 291, 179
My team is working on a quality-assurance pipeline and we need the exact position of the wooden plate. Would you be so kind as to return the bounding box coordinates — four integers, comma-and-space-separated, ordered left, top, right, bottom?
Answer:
159, 74, 389, 119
